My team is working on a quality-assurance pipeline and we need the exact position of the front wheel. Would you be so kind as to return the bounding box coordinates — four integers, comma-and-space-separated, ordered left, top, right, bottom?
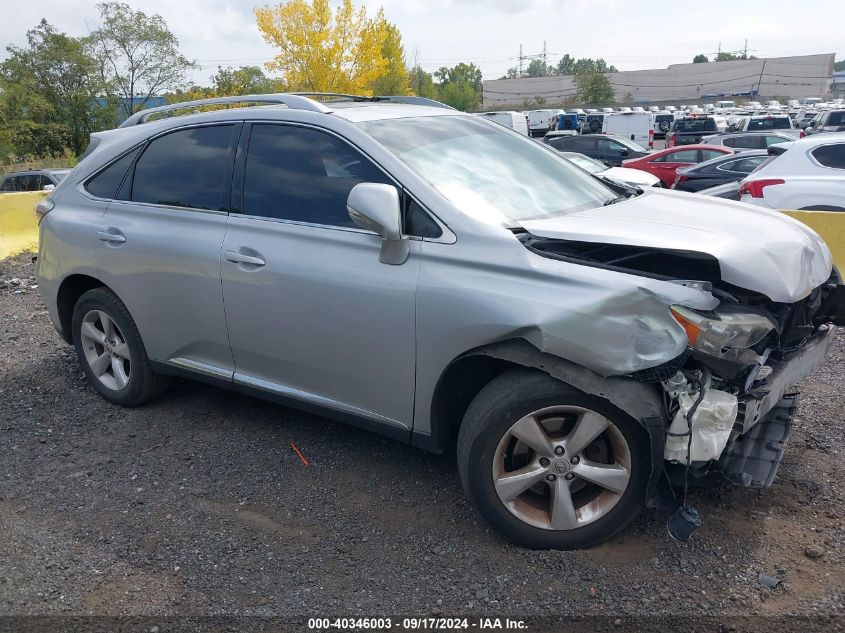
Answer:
457, 369, 650, 549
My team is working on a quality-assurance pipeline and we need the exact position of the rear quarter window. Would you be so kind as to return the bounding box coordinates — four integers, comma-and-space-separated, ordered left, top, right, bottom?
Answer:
85, 147, 142, 200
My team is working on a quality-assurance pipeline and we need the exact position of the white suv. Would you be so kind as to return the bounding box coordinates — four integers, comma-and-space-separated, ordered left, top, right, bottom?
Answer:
739, 133, 845, 210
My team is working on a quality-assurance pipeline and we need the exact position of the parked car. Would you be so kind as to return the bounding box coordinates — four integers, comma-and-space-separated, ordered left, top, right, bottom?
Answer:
700, 131, 797, 150
544, 133, 650, 167
805, 110, 845, 135
603, 111, 654, 148
583, 113, 605, 134
671, 150, 769, 192
730, 114, 798, 136
739, 132, 845, 211
666, 116, 727, 147
526, 109, 562, 137
801, 97, 823, 107
36, 93, 843, 551
475, 111, 529, 135
552, 112, 581, 133
794, 109, 820, 130
698, 180, 742, 200
0, 169, 70, 192
654, 112, 674, 138
559, 151, 662, 188
622, 145, 733, 187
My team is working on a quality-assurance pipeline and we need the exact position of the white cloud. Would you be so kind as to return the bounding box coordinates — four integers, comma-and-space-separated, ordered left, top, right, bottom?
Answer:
0, 0, 840, 85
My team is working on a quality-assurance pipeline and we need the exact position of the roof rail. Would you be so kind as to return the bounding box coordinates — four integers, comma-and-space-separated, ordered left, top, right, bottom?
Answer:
118, 93, 333, 127
118, 92, 456, 128
290, 93, 455, 110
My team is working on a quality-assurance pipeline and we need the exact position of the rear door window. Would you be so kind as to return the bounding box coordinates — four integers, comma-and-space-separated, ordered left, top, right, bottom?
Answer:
660, 150, 699, 163
0, 176, 16, 192
130, 125, 237, 211
700, 149, 729, 161
812, 144, 845, 169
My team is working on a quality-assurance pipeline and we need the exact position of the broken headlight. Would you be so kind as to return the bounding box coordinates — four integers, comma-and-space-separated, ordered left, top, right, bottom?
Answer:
670, 305, 776, 362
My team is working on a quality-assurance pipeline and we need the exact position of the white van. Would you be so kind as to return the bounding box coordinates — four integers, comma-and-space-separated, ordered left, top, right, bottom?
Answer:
602, 111, 654, 148
475, 111, 529, 136
714, 100, 736, 110
526, 109, 562, 137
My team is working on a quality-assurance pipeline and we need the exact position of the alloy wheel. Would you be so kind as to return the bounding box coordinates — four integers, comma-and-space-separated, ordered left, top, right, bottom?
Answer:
80, 310, 131, 391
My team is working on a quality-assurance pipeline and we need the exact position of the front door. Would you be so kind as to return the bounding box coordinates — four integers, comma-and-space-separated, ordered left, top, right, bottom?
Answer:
221, 123, 419, 432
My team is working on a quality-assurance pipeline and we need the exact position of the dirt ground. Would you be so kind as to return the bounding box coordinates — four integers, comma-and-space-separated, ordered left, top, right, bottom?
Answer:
1, 251, 843, 632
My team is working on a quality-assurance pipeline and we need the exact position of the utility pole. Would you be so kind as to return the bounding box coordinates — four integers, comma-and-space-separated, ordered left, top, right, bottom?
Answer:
743, 39, 748, 59
543, 41, 547, 76
756, 60, 767, 97
519, 44, 523, 77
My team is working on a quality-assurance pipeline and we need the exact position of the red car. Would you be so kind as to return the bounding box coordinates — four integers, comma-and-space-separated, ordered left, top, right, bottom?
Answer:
621, 145, 733, 187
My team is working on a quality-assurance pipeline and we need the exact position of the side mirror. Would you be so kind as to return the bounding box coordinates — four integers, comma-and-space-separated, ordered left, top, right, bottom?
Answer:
42, 184, 55, 191
347, 183, 409, 265
619, 148, 629, 156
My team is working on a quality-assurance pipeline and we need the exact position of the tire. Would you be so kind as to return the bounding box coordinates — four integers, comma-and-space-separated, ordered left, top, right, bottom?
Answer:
658, 120, 671, 133
72, 287, 169, 407
457, 368, 650, 549
589, 119, 601, 133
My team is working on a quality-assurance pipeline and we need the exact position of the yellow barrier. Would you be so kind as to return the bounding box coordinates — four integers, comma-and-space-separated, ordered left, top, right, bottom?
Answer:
0, 191, 46, 259
783, 210, 845, 271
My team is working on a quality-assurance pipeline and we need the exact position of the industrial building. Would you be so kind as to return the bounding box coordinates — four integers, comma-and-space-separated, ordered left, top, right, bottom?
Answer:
482, 53, 835, 107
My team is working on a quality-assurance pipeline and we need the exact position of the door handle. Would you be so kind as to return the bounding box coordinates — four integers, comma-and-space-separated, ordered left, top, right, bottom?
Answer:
96, 229, 126, 243
224, 250, 266, 267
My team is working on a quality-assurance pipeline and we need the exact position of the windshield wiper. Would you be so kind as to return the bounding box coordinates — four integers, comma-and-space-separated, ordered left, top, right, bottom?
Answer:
603, 195, 627, 206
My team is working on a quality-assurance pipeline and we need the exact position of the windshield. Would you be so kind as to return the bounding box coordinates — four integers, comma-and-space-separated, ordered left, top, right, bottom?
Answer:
674, 119, 715, 132
358, 115, 614, 224
562, 152, 607, 174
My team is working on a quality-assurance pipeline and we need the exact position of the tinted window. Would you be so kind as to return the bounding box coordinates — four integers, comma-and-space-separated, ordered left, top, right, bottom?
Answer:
724, 136, 760, 149
131, 125, 235, 210
729, 156, 767, 173
403, 196, 441, 238
242, 124, 391, 227
674, 119, 716, 132
85, 147, 141, 199
701, 149, 728, 161
595, 138, 626, 153
0, 176, 15, 192
746, 117, 790, 130
812, 144, 845, 169
826, 112, 844, 127
664, 150, 699, 163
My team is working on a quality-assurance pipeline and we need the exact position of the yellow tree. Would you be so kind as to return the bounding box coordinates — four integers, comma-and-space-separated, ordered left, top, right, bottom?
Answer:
255, 0, 389, 95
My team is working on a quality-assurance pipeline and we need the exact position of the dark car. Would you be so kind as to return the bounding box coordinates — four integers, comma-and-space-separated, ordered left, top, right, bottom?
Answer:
805, 110, 845, 135
545, 134, 650, 167
582, 113, 605, 134
672, 150, 769, 192
666, 116, 722, 147
699, 131, 795, 151
0, 169, 70, 193
698, 180, 741, 200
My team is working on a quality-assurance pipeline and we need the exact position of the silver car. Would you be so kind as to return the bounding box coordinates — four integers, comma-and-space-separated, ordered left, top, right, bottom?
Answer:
36, 94, 844, 549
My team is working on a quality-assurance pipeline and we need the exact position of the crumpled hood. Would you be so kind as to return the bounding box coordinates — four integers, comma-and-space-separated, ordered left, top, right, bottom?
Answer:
520, 188, 832, 302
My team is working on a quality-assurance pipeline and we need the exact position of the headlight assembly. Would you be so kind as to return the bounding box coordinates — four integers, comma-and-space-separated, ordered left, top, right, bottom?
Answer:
670, 305, 776, 362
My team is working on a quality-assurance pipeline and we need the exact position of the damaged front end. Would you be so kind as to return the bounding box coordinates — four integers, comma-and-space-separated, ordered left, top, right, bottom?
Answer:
520, 232, 843, 492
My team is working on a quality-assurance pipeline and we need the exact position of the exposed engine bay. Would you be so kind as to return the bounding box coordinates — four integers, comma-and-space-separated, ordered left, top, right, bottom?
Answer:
520, 233, 844, 489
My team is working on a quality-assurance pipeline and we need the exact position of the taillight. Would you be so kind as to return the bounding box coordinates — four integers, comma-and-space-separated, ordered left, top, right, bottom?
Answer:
649, 129, 654, 148
800, 130, 806, 138
738, 178, 785, 198
35, 197, 55, 224
667, 133, 675, 147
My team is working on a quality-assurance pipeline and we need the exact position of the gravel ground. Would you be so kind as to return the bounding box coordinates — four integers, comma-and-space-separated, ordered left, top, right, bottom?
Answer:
1, 252, 843, 631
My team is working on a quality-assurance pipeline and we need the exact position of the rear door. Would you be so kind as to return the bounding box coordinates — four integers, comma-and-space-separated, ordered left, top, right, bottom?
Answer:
647, 149, 700, 186
92, 123, 240, 377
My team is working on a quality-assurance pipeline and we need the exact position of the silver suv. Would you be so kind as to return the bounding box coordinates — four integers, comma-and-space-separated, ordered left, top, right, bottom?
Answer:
36, 94, 843, 549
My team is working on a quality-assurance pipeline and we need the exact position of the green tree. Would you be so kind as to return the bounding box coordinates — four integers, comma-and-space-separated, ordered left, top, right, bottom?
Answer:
88, 2, 196, 117
575, 71, 614, 105
835, 59, 845, 71
0, 19, 111, 158
409, 65, 437, 98
371, 22, 410, 95
693, 54, 709, 63
211, 66, 280, 95
504, 66, 520, 79
556, 55, 616, 76
525, 59, 546, 77
433, 62, 483, 111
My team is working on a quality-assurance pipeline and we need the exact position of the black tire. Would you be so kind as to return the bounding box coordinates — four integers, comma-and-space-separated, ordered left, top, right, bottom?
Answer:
72, 287, 169, 407
457, 368, 650, 549
589, 119, 601, 133
658, 120, 671, 133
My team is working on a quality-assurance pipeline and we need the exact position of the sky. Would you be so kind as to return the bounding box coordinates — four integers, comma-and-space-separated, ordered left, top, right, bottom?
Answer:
0, 0, 841, 85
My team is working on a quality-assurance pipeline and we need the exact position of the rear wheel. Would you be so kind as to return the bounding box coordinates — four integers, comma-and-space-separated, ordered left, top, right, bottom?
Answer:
457, 369, 650, 549
72, 287, 169, 406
